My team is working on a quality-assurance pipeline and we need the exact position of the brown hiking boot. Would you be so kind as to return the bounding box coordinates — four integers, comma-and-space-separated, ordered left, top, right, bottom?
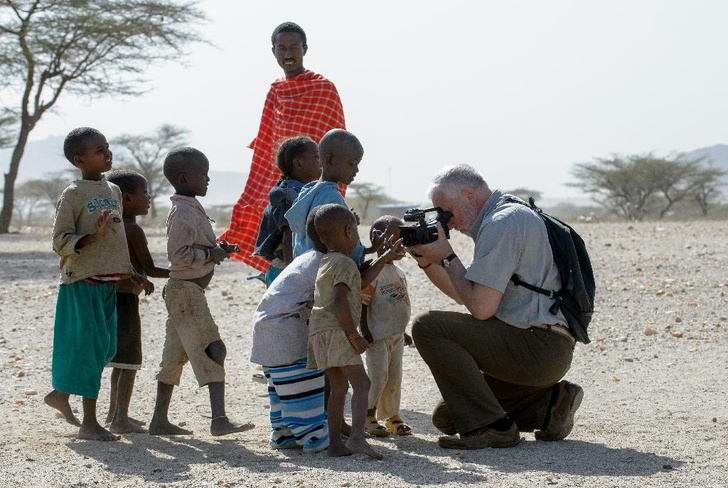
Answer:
535, 381, 584, 441
438, 422, 520, 449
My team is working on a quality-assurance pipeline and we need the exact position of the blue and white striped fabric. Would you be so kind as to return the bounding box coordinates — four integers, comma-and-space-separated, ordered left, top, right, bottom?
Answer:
264, 358, 328, 453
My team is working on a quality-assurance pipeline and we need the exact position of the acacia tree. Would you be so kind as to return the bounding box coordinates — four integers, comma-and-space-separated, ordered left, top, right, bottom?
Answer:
22, 171, 68, 206
12, 172, 68, 224
505, 187, 543, 202
570, 153, 725, 219
689, 165, 726, 216
347, 182, 392, 222
0, 0, 205, 233
112, 124, 188, 218
571, 154, 663, 220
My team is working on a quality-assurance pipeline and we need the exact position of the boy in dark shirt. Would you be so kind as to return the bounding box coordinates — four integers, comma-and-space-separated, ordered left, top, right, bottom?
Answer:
104, 170, 169, 433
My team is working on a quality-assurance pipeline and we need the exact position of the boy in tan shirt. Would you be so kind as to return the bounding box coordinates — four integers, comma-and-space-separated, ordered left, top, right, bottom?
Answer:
149, 147, 253, 437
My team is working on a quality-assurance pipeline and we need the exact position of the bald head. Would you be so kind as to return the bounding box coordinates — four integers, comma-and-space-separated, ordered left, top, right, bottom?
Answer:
314, 203, 356, 245
319, 129, 363, 161
370, 215, 404, 243
164, 147, 208, 185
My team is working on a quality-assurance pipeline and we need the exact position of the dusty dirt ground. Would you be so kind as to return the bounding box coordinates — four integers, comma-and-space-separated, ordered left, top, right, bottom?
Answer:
0, 221, 726, 488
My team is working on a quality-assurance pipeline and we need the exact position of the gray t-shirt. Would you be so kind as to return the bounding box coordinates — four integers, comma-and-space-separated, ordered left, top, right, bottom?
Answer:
250, 249, 323, 366
465, 191, 568, 331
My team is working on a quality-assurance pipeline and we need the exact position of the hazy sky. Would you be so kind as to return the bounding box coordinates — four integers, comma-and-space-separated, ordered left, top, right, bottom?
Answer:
21, 0, 728, 203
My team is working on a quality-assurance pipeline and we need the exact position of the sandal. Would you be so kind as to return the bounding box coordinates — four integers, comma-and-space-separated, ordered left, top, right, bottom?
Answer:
385, 416, 413, 436
365, 416, 390, 437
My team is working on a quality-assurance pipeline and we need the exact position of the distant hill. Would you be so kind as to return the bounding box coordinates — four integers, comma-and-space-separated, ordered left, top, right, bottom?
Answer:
1, 135, 68, 180
0, 136, 247, 206
682, 144, 728, 170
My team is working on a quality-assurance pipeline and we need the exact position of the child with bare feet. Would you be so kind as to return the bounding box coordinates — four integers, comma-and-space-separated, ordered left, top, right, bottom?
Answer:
307, 204, 384, 460
103, 170, 170, 434
149, 147, 254, 437
45, 127, 150, 441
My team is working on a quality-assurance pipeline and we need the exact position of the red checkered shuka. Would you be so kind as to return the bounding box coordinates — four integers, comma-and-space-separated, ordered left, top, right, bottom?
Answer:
219, 70, 347, 272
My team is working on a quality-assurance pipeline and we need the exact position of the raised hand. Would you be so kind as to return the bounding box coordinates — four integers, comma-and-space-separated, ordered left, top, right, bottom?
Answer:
92, 209, 115, 243
209, 245, 229, 264
380, 236, 405, 262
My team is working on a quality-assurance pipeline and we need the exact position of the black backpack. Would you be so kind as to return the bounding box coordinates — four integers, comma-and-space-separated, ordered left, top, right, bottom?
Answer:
503, 196, 595, 344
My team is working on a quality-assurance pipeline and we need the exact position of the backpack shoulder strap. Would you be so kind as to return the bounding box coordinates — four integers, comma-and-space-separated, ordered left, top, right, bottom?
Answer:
510, 273, 555, 298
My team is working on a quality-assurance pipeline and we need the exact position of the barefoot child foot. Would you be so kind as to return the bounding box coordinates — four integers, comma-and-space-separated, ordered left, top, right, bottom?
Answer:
45, 390, 81, 427
149, 415, 193, 436
78, 422, 120, 441
210, 416, 255, 437
78, 397, 119, 441
110, 415, 148, 434
345, 436, 383, 460
328, 443, 355, 457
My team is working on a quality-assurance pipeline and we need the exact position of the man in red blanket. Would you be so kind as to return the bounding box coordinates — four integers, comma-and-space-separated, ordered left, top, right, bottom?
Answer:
220, 22, 346, 272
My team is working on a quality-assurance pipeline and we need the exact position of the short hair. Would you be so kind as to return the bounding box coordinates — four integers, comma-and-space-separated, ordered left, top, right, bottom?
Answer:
427, 164, 489, 199
163, 146, 208, 184
369, 215, 404, 243
314, 203, 355, 244
306, 205, 327, 252
106, 170, 146, 195
277, 136, 315, 178
271, 21, 307, 47
319, 129, 363, 161
63, 127, 104, 163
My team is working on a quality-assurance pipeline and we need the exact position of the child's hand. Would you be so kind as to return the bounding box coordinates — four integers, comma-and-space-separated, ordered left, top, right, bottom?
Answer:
299, 300, 314, 321
350, 335, 369, 354
91, 209, 115, 243
132, 273, 154, 295
403, 332, 413, 346
209, 245, 229, 264
380, 236, 405, 262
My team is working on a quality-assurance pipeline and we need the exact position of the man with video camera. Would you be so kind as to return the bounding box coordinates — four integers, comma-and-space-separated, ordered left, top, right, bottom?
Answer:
406, 164, 583, 449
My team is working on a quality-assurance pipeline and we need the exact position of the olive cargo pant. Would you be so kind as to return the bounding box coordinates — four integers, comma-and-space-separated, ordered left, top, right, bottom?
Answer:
412, 310, 574, 435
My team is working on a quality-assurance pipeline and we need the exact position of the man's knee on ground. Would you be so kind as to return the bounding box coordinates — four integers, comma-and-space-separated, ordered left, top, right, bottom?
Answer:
205, 340, 226, 366
432, 399, 457, 436
411, 310, 435, 344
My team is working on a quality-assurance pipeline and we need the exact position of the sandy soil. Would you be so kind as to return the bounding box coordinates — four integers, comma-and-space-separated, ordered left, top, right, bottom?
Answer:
0, 221, 726, 488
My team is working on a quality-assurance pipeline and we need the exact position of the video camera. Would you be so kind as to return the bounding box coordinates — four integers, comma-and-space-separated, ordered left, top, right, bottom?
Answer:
399, 207, 452, 247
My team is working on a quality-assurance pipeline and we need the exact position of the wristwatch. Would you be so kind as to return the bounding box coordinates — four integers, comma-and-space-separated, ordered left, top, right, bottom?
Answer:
441, 253, 458, 269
